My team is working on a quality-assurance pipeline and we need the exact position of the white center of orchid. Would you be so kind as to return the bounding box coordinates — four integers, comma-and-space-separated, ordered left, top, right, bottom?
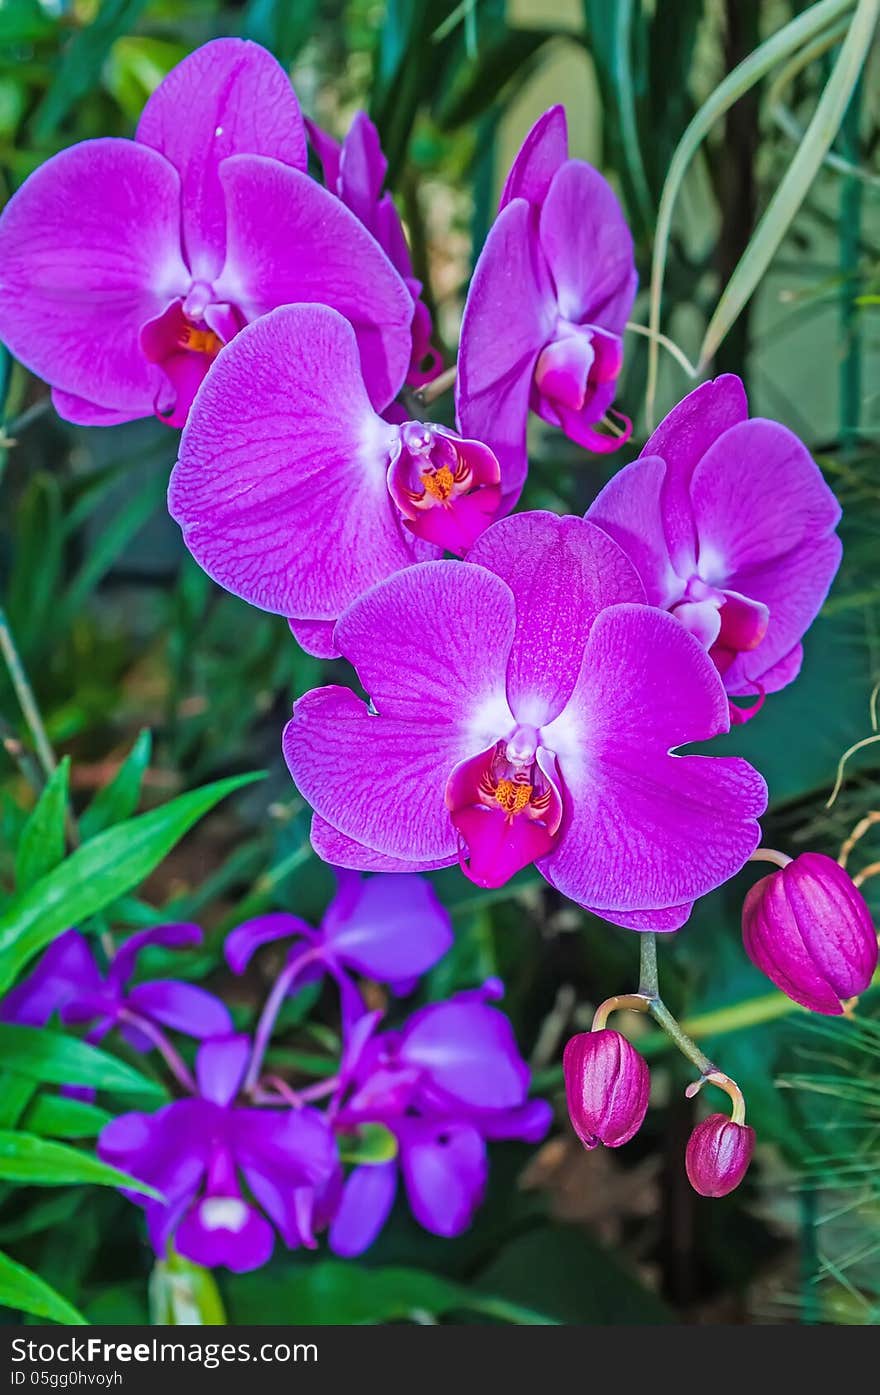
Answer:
200, 1197, 249, 1232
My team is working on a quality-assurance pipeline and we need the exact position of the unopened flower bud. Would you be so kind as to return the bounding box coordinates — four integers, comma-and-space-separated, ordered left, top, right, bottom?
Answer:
685, 1113, 755, 1197
742, 852, 877, 1015
563, 1028, 649, 1150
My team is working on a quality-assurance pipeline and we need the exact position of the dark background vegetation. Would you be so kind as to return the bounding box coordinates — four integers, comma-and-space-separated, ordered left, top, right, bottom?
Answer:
0, 0, 878, 1325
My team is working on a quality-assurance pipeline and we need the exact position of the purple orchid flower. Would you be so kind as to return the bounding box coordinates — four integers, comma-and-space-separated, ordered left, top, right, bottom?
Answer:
284, 510, 767, 931
0, 39, 413, 428
98, 1035, 338, 1272
168, 303, 503, 659
326, 983, 552, 1255
225, 870, 453, 1068
456, 105, 637, 510
307, 110, 442, 387
586, 376, 842, 720
0, 924, 231, 1048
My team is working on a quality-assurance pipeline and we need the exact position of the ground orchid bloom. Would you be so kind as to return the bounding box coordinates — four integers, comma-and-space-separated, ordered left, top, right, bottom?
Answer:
327, 984, 551, 1255
587, 376, 842, 719
0, 924, 231, 1047
168, 304, 502, 658
308, 110, 442, 386
456, 105, 637, 508
0, 39, 412, 428
285, 511, 767, 930
225, 869, 452, 1025
99, 1035, 337, 1272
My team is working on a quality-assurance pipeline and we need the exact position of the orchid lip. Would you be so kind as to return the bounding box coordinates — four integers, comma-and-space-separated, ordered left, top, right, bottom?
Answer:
445, 731, 564, 888
385, 421, 502, 556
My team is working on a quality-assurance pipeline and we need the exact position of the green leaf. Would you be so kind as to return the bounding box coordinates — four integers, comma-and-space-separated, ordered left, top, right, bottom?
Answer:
227, 1260, 557, 1325
434, 27, 560, 129
476, 1225, 674, 1324
0, 1023, 165, 1100
149, 1249, 227, 1325
0, 1250, 86, 1325
0, 1130, 160, 1197
0, 771, 263, 994
16, 757, 70, 893
24, 1095, 113, 1140
80, 730, 152, 840
29, 0, 151, 142
0, 1072, 37, 1128
583, 0, 654, 230
338, 1122, 398, 1165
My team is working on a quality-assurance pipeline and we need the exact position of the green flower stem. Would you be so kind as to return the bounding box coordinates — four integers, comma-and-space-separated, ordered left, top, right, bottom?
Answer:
0, 603, 57, 780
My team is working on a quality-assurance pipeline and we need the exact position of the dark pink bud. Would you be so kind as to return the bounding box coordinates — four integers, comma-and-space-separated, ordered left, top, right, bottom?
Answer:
742, 852, 877, 1015
685, 1113, 755, 1197
563, 1028, 649, 1150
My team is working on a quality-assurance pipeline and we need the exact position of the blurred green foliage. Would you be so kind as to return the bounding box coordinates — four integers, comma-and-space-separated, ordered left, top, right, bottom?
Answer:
0, 0, 878, 1326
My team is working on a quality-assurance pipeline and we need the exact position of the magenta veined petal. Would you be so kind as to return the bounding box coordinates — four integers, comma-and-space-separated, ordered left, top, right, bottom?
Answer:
168, 304, 423, 623
539, 605, 767, 920
214, 156, 413, 411
456, 197, 556, 504
309, 814, 457, 874
136, 38, 307, 283
0, 138, 188, 415
499, 104, 568, 210
537, 160, 637, 328
466, 512, 643, 727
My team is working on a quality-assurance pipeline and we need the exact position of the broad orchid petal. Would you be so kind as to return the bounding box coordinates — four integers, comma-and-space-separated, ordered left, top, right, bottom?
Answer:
332, 559, 515, 731
136, 38, 306, 283
456, 198, 556, 503
323, 873, 452, 982
499, 105, 568, 210
537, 160, 636, 327
400, 1121, 487, 1238
641, 375, 748, 571
586, 455, 682, 605
286, 688, 463, 863
125, 980, 233, 1039
216, 157, 412, 409
176, 1196, 275, 1273
0, 139, 187, 415
720, 536, 842, 695
399, 998, 530, 1109
0, 930, 102, 1027
51, 389, 140, 426
690, 418, 842, 576
328, 1160, 398, 1257
235, 1106, 337, 1192
195, 1035, 251, 1107
288, 617, 340, 660
309, 815, 456, 873
466, 512, 643, 726
541, 605, 766, 918
169, 304, 422, 621
224, 913, 317, 975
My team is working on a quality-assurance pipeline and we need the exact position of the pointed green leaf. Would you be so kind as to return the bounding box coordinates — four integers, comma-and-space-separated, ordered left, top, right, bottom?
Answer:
0, 1130, 160, 1197
0, 1250, 86, 1325
80, 730, 152, 840
0, 1072, 37, 1128
15, 757, 70, 893
0, 771, 263, 994
0, 1023, 166, 1099
24, 1095, 113, 1140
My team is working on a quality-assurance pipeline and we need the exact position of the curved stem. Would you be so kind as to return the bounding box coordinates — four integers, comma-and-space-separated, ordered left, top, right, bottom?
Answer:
637, 933, 715, 1076
414, 363, 457, 408
686, 1069, 747, 1125
244, 947, 322, 1092
118, 1009, 196, 1095
624, 321, 699, 379
591, 993, 650, 1031
749, 846, 793, 869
